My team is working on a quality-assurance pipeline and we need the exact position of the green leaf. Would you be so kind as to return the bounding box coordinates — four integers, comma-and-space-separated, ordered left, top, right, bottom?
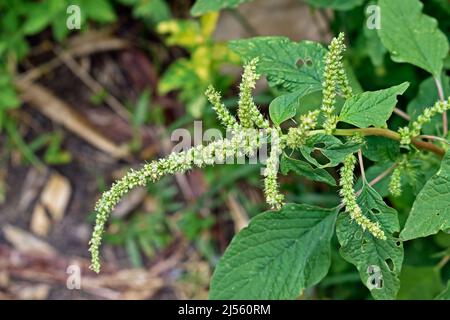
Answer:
378, 0, 449, 77
398, 266, 443, 299
269, 93, 298, 126
133, 0, 171, 23
336, 184, 404, 300
23, 4, 52, 35
280, 154, 336, 186
362, 7, 387, 67
229, 37, 327, 97
400, 150, 450, 241
191, 0, 254, 16
299, 134, 362, 168
407, 75, 450, 135
304, 0, 364, 10
339, 82, 409, 128
209, 204, 338, 299
363, 136, 400, 163
83, 0, 116, 23
435, 281, 450, 300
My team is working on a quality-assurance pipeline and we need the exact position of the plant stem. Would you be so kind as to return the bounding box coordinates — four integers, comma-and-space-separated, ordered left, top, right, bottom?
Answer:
434, 76, 447, 137
393, 108, 411, 121
355, 163, 397, 197
418, 135, 450, 144
357, 149, 366, 182
310, 128, 445, 157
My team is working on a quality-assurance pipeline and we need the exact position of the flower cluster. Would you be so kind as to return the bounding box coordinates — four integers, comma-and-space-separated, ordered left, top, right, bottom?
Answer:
321, 32, 350, 134
389, 165, 402, 197
399, 97, 450, 145
238, 58, 270, 129
263, 130, 284, 210
339, 154, 386, 240
205, 85, 239, 130
286, 110, 320, 149
90, 59, 280, 272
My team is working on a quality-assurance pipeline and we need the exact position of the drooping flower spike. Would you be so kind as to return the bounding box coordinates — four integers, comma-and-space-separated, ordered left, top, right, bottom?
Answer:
339, 154, 386, 240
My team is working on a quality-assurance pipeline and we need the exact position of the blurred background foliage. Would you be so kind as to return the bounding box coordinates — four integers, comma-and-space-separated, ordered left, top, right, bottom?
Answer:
0, 0, 449, 300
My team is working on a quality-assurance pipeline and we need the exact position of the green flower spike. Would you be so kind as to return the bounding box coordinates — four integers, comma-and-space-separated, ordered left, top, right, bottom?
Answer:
321, 32, 347, 134
339, 154, 386, 240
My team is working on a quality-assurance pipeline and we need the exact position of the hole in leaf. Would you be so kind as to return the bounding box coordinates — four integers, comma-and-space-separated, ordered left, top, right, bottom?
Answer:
306, 59, 313, 66
385, 258, 395, 272
310, 150, 330, 165
314, 143, 326, 148
396, 241, 401, 247
392, 231, 400, 238
370, 208, 381, 215
296, 58, 304, 68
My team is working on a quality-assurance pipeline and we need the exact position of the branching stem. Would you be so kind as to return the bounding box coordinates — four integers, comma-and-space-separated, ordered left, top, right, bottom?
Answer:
310, 128, 445, 157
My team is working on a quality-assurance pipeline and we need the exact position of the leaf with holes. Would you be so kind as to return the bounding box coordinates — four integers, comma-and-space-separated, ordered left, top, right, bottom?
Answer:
209, 204, 338, 299
229, 37, 327, 98
280, 154, 336, 186
336, 184, 403, 300
190, 0, 254, 16
299, 134, 362, 168
400, 150, 450, 241
378, 0, 449, 77
339, 82, 409, 128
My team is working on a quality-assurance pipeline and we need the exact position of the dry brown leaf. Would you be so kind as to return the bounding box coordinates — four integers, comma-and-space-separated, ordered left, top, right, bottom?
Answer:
30, 204, 51, 237
40, 172, 71, 222
17, 82, 129, 159
2, 225, 57, 257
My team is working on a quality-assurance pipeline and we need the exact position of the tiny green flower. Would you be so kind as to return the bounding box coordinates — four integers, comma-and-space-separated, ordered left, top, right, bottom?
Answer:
321, 32, 347, 134
286, 110, 320, 149
205, 85, 239, 130
339, 154, 386, 240
238, 58, 270, 129
398, 97, 450, 145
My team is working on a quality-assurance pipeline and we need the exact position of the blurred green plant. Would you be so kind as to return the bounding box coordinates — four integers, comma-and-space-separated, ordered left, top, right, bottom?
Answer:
157, 12, 240, 117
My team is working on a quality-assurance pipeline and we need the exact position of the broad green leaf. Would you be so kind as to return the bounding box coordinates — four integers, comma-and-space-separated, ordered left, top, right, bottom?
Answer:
280, 154, 336, 186
269, 93, 298, 126
398, 266, 443, 299
304, 0, 364, 10
401, 150, 450, 241
378, 0, 449, 77
336, 184, 404, 300
299, 134, 362, 168
229, 37, 327, 97
209, 204, 338, 299
363, 136, 400, 163
191, 0, 254, 16
407, 75, 450, 135
339, 82, 409, 128
435, 281, 450, 300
